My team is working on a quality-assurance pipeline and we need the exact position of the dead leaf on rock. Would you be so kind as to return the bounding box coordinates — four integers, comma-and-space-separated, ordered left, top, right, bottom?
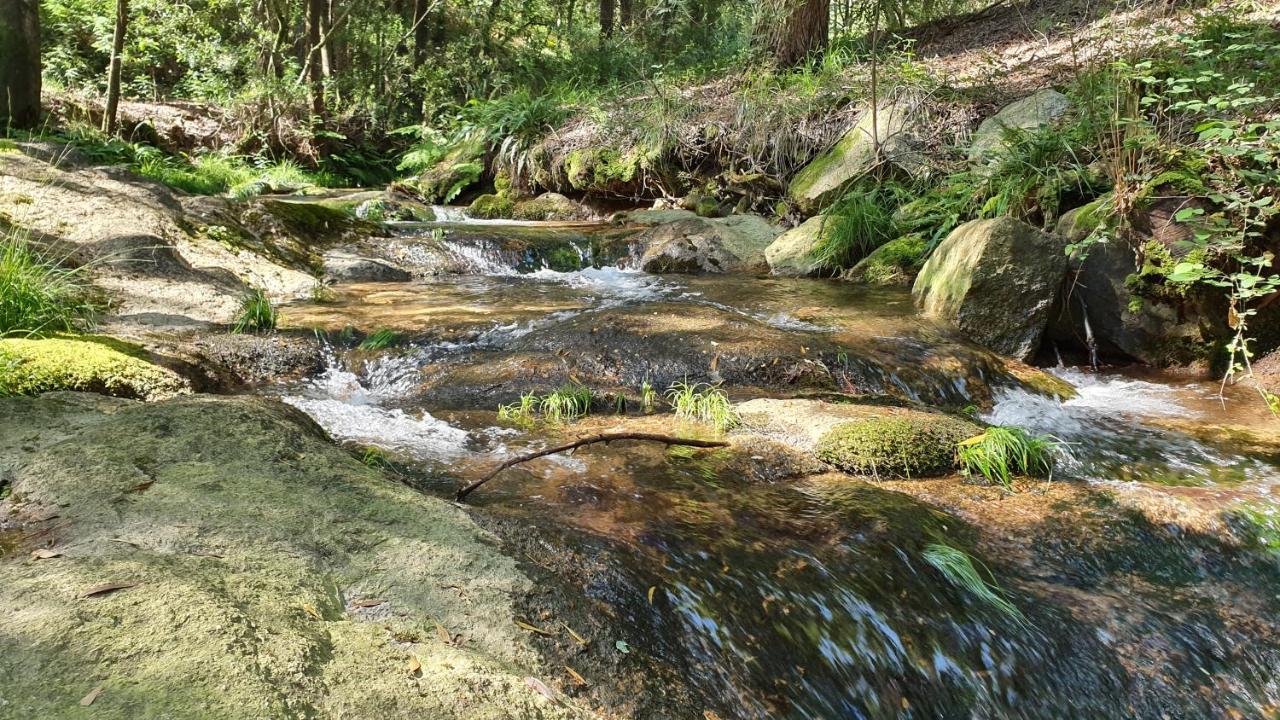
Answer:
515, 619, 554, 636
31, 548, 61, 560
79, 684, 103, 706
408, 655, 422, 677
525, 676, 558, 702
564, 666, 588, 687
301, 603, 322, 620
703, 711, 723, 720
351, 598, 385, 608
81, 582, 138, 598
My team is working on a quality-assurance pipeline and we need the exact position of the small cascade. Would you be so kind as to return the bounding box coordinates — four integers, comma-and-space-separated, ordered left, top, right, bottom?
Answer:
430, 205, 468, 222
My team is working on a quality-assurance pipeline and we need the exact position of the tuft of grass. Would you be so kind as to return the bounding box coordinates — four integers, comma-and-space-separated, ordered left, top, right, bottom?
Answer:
358, 328, 401, 351
666, 380, 738, 432
640, 379, 658, 413
497, 383, 594, 425
0, 228, 97, 337
956, 426, 1058, 490
922, 543, 1023, 620
814, 185, 902, 269
230, 288, 278, 334
498, 392, 541, 425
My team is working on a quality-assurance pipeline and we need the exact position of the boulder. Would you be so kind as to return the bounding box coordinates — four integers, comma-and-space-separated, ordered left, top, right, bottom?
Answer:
322, 249, 412, 282
844, 234, 927, 285
511, 192, 589, 221
969, 89, 1072, 168
788, 97, 928, 214
765, 216, 834, 277
637, 215, 779, 274
466, 193, 515, 220
913, 217, 1068, 360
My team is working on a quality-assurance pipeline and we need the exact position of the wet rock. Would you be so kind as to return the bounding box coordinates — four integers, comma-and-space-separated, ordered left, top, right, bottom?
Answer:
969, 89, 1072, 168
788, 96, 928, 214
913, 217, 1068, 360
512, 192, 591, 221
637, 215, 779, 274
190, 332, 326, 386
765, 215, 834, 277
0, 394, 588, 720
467, 193, 515, 219
0, 336, 191, 400
322, 249, 412, 283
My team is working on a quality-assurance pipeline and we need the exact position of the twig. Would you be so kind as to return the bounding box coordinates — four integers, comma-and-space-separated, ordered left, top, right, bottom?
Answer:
455, 433, 729, 501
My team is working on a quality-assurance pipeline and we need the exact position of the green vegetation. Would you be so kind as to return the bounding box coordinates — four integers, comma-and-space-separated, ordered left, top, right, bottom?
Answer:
813, 185, 902, 268
640, 380, 659, 413
0, 336, 187, 400
230, 288, 278, 334
955, 426, 1058, 490
0, 228, 96, 337
467, 194, 515, 220
498, 383, 594, 425
922, 543, 1023, 620
815, 413, 980, 478
358, 329, 402, 352
666, 381, 738, 432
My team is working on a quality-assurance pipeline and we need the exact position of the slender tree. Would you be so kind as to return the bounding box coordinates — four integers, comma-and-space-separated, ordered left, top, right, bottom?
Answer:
0, 0, 41, 129
102, 0, 129, 134
600, 0, 615, 38
759, 0, 830, 67
305, 0, 328, 118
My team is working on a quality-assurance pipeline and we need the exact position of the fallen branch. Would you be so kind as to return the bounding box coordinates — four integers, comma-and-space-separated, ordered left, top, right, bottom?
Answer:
455, 433, 730, 501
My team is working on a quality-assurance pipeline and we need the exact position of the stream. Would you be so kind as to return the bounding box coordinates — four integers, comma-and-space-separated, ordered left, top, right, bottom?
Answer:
273, 215, 1280, 719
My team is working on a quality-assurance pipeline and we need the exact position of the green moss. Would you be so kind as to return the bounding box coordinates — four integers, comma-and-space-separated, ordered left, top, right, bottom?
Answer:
845, 234, 927, 285
563, 148, 643, 192
512, 193, 581, 221
467, 193, 516, 219
260, 199, 354, 238
815, 412, 981, 478
0, 336, 189, 400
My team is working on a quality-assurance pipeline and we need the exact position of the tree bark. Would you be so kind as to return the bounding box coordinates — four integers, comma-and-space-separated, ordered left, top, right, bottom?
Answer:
306, 0, 327, 119
619, 0, 633, 27
759, 0, 830, 67
413, 0, 433, 66
102, 0, 129, 135
0, 0, 41, 129
599, 0, 615, 38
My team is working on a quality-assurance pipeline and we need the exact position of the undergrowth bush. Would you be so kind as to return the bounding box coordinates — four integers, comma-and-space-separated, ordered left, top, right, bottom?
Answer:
498, 383, 595, 425
922, 543, 1023, 620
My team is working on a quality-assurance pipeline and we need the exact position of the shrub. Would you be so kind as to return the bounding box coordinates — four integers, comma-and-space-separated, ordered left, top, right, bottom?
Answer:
231, 288, 278, 334
816, 413, 980, 478
955, 426, 1058, 490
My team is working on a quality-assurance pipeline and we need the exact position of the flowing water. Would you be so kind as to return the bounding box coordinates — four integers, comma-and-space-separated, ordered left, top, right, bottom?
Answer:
271, 217, 1280, 718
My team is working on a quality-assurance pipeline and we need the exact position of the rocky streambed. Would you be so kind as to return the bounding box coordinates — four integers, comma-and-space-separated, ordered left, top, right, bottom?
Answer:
3, 192, 1280, 719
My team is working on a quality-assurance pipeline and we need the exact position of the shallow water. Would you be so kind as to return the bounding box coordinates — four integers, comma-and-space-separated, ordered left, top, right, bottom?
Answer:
272, 222, 1280, 718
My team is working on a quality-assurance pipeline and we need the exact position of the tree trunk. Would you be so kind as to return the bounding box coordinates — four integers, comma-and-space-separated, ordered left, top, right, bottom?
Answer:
619, 0, 633, 27
599, 0, 615, 38
102, 0, 129, 135
413, 0, 433, 66
0, 0, 41, 129
306, 0, 327, 119
759, 0, 830, 67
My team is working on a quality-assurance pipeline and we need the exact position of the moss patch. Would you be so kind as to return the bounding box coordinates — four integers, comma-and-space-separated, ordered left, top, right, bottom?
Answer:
467, 193, 516, 219
845, 234, 927, 285
816, 412, 981, 478
0, 336, 189, 400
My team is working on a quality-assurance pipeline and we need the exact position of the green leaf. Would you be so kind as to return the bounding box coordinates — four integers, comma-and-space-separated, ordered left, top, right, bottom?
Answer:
615, 640, 631, 654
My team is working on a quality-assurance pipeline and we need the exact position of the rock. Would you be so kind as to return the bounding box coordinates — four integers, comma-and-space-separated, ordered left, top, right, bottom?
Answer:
617, 208, 698, 226
844, 234, 927, 285
511, 192, 589, 221
0, 394, 588, 719
913, 217, 1068, 360
969, 89, 1072, 168
765, 216, 834, 277
191, 332, 326, 386
637, 215, 779, 274
467, 193, 515, 220
788, 97, 928, 214
736, 398, 981, 478
0, 336, 190, 400
322, 250, 412, 282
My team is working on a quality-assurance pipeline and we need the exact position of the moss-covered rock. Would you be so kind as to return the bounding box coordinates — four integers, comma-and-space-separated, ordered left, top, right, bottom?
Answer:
765, 216, 835, 277
511, 192, 588, 221
0, 393, 587, 719
816, 414, 980, 478
637, 215, 780, 274
0, 336, 189, 400
969, 89, 1072, 168
563, 148, 647, 194
467, 193, 516, 219
845, 234, 927, 285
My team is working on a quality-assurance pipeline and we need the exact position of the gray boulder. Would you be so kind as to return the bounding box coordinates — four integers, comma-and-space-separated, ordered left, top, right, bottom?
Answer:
638, 215, 780, 274
765, 215, 835, 277
322, 249, 412, 282
788, 97, 928, 214
969, 89, 1071, 168
913, 217, 1068, 359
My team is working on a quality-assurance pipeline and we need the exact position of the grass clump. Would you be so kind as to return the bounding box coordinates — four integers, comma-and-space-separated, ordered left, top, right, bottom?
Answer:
497, 383, 594, 425
358, 329, 402, 351
816, 413, 980, 478
1, 230, 97, 337
956, 426, 1058, 490
666, 380, 738, 432
231, 288, 278, 334
922, 543, 1023, 620
813, 186, 901, 269
640, 379, 659, 413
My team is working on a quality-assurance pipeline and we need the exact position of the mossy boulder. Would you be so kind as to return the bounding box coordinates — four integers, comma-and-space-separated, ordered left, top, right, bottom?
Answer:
512, 192, 589, 221
969, 89, 1072, 168
637, 215, 780, 274
765, 215, 835, 277
467, 193, 516, 219
844, 234, 927, 285
0, 336, 189, 400
816, 414, 980, 478
0, 393, 586, 719
563, 148, 647, 194
787, 97, 928, 214
913, 217, 1068, 360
